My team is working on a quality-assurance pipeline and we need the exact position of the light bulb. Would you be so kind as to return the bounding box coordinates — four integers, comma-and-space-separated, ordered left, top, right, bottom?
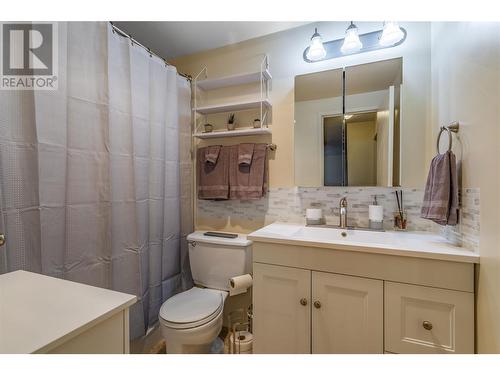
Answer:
306, 28, 327, 61
341, 22, 363, 54
380, 22, 404, 47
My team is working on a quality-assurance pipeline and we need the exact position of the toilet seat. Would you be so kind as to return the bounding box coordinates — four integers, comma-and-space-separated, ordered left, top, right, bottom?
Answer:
159, 287, 224, 329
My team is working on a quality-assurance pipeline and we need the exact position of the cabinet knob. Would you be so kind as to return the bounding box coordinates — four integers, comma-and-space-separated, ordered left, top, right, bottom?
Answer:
314, 301, 321, 309
0, 234, 5, 247
422, 320, 433, 330
300, 298, 308, 306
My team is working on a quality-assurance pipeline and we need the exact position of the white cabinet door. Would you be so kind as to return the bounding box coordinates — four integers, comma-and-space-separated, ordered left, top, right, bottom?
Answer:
312, 271, 383, 353
253, 263, 311, 353
385, 281, 474, 354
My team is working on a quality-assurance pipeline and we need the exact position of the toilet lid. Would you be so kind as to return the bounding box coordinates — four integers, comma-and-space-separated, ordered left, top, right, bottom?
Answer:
159, 287, 223, 327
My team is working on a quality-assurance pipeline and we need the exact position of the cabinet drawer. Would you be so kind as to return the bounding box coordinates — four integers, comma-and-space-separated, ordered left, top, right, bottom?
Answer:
384, 282, 474, 354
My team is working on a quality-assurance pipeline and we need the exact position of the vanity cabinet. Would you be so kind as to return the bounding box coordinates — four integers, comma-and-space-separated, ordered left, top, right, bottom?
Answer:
251, 240, 476, 354
253, 263, 384, 354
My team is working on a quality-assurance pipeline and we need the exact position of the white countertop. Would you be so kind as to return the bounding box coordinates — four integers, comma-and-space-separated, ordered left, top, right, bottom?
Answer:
0, 271, 137, 354
248, 223, 479, 264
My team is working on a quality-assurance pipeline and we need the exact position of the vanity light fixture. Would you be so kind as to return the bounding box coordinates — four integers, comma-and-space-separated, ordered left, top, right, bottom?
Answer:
340, 22, 363, 54
303, 22, 407, 63
306, 28, 327, 61
379, 22, 405, 47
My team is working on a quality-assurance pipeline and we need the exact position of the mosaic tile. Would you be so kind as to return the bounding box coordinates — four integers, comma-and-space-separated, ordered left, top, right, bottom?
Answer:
197, 186, 480, 252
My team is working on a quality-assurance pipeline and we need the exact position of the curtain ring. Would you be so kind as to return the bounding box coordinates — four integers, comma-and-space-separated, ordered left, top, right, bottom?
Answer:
436, 126, 452, 154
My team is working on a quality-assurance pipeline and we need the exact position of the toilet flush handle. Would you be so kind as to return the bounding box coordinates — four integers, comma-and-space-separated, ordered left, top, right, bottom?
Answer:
188, 240, 196, 247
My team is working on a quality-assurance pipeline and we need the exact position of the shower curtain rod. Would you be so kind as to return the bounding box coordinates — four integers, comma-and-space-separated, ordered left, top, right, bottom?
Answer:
109, 22, 192, 81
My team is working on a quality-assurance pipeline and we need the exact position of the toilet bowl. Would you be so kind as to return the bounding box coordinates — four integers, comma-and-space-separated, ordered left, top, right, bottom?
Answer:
159, 287, 228, 353
158, 231, 252, 354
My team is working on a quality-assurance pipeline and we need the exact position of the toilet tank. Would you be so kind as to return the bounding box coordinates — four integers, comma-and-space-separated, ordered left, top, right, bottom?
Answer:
187, 231, 252, 291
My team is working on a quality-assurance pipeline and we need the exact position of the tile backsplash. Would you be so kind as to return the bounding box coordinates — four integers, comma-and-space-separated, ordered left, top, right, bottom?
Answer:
197, 186, 480, 252
438, 188, 480, 252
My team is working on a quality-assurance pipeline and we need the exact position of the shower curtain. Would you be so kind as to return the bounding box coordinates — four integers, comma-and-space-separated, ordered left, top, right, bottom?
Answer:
0, 22, 193, 339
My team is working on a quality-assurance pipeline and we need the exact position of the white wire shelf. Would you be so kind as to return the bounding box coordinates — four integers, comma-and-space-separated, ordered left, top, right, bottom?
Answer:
193, 127, 272, 139
196, 69, 272, 90
193, 55, 272, 135
194, 99, 271, 115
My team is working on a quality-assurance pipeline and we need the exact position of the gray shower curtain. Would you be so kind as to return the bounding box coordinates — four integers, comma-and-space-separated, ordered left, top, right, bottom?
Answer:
0, 22, 193, 339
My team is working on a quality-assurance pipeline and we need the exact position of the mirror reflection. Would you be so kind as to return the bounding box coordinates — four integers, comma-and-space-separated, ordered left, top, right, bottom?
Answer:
294, 58, 402, 187
294, 68, 343, 187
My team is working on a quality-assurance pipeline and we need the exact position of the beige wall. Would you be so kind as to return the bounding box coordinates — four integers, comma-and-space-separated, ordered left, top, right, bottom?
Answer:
430, 22, 500, 353
175, 22, 500, 348
173, 21, 431, 232
173, 21, 500, 351
173, 22, 432, 190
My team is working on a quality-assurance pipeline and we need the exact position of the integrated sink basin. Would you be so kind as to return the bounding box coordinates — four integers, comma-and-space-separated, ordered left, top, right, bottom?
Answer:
297, 226, 389, 241
247, 222, 479, 263
295, 225, 429, 244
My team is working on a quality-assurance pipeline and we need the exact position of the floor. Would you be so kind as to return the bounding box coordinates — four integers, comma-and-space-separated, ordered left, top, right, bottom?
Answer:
148, 327, 231, 354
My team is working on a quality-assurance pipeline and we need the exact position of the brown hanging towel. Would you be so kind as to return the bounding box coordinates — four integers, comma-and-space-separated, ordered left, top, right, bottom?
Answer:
421, 150, 459, 225
229, 143, 268, 200
197, 145, 230, 200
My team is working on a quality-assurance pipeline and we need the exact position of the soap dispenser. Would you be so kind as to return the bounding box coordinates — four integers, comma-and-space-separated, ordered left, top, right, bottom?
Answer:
368, 195, 384, 230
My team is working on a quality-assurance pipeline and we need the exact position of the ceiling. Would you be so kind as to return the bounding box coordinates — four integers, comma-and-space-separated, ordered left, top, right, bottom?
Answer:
113, 21, 310, 59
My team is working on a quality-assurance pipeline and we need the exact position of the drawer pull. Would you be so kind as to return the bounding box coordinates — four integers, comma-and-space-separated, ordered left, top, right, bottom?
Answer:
300, 298, 308, 306
314, 301, 322, 309
422, 320, 433, 331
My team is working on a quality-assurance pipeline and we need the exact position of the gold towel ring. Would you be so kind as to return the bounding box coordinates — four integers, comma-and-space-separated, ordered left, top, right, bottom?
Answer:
436, 121, 459, 154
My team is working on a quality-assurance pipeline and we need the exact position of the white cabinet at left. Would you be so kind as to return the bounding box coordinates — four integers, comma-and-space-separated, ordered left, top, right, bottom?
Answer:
0, 270, 137, 354
253, 263, 311, 353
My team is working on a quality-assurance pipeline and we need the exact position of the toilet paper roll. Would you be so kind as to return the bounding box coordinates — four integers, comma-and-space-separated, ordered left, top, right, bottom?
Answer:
369, 205, 384, 222
229, 274, 253, 296
229, 331, 253, 354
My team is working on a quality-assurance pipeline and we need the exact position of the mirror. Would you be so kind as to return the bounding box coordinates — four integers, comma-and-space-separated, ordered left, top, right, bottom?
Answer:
345, 58, 402, 187
294, 68, 343, 186
294, 58, 402, 187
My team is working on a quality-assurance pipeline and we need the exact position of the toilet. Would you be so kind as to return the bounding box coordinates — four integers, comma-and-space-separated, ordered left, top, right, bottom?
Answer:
159, 231, 252, 354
